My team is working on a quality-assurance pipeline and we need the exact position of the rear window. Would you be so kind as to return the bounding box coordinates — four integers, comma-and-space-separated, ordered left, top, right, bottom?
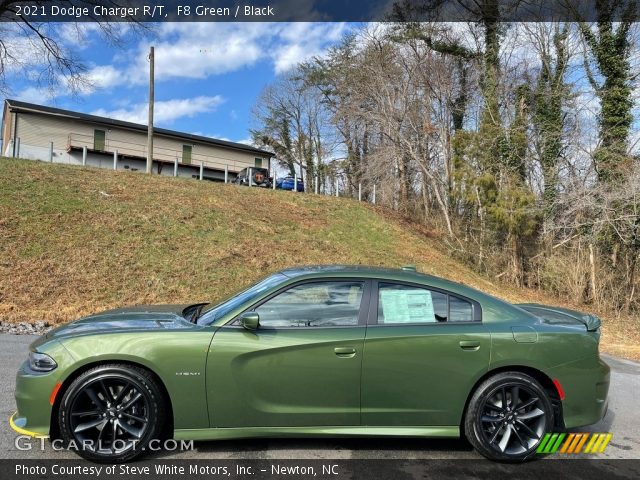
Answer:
377, 283, 475, 324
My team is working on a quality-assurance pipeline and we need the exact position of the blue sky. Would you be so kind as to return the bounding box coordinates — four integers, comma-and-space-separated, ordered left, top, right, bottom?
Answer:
7, 22, 351, 145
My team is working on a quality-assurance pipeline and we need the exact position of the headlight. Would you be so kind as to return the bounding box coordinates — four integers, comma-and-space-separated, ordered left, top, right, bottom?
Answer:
28, 351, 57, 372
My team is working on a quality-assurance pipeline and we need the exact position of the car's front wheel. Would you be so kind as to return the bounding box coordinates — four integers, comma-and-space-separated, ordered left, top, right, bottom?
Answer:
464, 372, 553, 462
58, 363, 166, 463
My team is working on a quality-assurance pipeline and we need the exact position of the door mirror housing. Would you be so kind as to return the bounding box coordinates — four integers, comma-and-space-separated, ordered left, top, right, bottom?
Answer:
239, 312, 260, 330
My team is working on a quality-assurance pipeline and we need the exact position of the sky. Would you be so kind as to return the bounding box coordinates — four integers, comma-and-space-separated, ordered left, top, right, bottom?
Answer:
7, 22, 352, 146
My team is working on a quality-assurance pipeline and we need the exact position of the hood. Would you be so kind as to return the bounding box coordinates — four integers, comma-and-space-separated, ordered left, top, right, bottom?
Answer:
40, 304, 197, 341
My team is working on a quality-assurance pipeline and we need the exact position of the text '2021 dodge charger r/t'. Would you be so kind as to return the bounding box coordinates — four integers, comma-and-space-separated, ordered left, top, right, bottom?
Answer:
11, 265, 609, 463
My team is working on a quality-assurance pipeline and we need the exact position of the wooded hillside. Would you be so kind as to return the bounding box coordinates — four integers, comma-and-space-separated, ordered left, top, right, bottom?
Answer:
251, 4, 640, 319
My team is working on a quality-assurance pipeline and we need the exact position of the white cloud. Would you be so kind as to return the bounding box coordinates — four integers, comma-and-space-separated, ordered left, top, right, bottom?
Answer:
88, 22, 351, 88
234, 137, 256, 146
76, 65, 125, 93
124, 23, 270, 84
57, 24, 104, 48
91, 95, 225, 125
268, 23, 351, 73
14, 86, 52, 103
8, 22, 351, 101
270, 42, 315, 74
195, 134, 255, 146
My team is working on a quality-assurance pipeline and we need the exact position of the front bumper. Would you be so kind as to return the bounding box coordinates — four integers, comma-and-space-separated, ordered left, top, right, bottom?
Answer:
12, 338, 76, 438
9, 411, 48, 438
13, 360, 58, 437
546, 356, 610, 428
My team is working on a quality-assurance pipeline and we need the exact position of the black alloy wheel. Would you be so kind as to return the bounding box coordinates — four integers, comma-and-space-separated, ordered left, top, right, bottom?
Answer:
58, 364, 166, 463
465, 372, 554, 462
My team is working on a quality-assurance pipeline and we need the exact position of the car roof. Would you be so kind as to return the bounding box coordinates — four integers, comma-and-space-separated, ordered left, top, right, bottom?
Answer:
275, 265, 540, 325
280, 264, 419, 277
279, 265, 479, 296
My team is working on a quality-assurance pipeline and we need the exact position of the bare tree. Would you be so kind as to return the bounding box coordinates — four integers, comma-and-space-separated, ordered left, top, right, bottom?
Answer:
252, 19, 640, 314
0, 1, 148, 95
251, 68, 334, 190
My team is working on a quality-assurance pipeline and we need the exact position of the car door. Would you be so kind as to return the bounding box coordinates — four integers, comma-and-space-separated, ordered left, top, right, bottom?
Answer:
361, 280, 490, 427
207, 279, 371, 427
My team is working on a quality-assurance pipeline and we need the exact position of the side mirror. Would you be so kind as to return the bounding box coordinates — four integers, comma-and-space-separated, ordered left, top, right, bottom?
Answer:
239, 311, 260, 331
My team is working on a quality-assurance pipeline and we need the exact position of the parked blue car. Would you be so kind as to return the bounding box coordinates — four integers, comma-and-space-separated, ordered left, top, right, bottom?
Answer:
276, 176, 304, 192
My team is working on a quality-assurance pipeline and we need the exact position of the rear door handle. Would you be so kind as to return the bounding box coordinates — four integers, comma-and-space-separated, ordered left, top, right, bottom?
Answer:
459, 341, 481, 351
334, 347, 357, 358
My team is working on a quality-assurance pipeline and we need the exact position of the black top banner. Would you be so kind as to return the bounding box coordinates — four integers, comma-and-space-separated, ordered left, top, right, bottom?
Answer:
1, 0, 639, 23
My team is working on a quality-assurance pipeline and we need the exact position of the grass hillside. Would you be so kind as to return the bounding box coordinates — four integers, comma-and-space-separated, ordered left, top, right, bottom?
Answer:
1, 158, 637, 359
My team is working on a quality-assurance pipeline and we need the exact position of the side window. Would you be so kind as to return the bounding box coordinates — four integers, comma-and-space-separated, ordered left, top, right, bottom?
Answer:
377, 283, 475, 324
449, 295, 473, 322
254, 281, 364, 328
378, 283, 447, 324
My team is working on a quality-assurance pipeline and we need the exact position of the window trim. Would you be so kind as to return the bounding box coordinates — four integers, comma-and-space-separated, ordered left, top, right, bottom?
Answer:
368, 279, 482, 326
225, 278, 372, 330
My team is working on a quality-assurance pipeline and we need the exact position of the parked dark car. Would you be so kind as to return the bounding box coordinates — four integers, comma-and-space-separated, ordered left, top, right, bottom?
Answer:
276, 176, 304, 192
233, 167, 272, 188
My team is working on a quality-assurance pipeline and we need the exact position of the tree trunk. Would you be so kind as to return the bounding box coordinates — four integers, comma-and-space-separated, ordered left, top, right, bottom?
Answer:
589, 242, 597, 303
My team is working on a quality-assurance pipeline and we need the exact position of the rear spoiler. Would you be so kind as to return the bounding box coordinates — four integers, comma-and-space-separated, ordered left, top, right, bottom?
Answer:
580, 314, 602, 332
516, 303, 602, 332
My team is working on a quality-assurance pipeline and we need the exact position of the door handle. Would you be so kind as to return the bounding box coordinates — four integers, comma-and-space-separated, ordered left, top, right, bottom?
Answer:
334, 347, 357, 358
459, 341, 481, 351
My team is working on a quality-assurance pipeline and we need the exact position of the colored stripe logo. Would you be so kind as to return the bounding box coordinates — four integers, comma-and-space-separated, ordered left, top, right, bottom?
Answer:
537, 433, 612, 454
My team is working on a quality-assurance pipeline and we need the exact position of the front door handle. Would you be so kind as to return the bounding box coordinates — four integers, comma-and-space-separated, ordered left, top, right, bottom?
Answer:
459, 341, 481, 351
334, 347, 357, 358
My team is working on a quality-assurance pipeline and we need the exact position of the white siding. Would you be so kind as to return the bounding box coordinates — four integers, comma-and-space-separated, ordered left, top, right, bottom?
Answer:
15, 111, 269, 173
18, 113, 94, 150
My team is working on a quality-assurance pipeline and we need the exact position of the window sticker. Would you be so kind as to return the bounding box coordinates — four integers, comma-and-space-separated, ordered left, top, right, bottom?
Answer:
380, 289, 435, 323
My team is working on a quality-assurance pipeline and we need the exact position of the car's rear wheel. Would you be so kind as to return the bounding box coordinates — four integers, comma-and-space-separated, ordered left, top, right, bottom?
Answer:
464, 372, 553, 462
58, 364, 166, 463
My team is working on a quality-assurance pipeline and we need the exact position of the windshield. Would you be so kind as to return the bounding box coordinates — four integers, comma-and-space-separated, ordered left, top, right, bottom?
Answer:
197, 273, 287, 325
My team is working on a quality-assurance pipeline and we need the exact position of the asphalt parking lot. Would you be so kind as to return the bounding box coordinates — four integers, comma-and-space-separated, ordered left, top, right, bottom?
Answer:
0, 334, 638, 460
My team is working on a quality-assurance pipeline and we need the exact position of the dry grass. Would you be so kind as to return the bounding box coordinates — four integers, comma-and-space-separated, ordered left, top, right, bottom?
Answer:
1, 158, 638, 360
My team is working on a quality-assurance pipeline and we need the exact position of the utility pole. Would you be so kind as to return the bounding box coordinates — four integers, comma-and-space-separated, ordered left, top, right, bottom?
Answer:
146, 46, 154, 174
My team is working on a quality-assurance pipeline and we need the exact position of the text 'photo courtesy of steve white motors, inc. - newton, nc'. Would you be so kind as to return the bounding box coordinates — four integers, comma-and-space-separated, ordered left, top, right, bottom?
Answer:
14, 462, 337, 477
12, 4, 276, 19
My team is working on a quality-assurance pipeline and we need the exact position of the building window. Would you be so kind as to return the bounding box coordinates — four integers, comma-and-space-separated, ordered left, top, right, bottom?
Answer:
94, 129, 106, 151
182, 145, 192, 165
254, 157, 262, 168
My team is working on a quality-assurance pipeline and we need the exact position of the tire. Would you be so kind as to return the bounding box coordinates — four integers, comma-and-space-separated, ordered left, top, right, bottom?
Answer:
464, 372, 554, 462
58, 363, 166, 463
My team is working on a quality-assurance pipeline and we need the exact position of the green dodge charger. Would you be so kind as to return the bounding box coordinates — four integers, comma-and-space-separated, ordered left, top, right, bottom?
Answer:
11, 265, 609, 463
